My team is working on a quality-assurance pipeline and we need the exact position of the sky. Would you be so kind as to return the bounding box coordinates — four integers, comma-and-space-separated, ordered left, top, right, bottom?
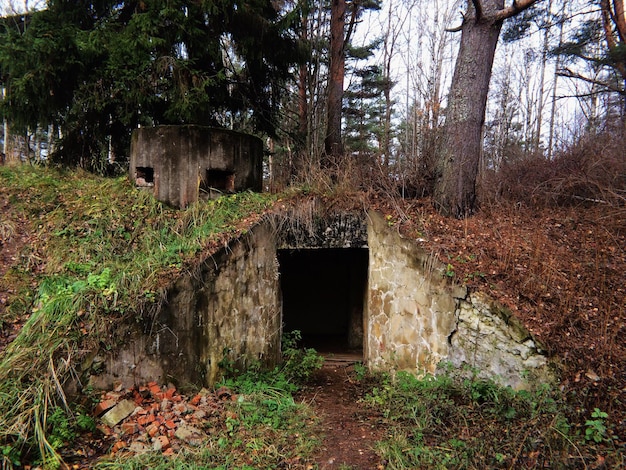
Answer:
352, 0, 607, 149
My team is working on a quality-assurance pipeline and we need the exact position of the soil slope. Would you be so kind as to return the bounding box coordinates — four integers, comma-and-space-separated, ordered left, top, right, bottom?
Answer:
1, 186, 625, 466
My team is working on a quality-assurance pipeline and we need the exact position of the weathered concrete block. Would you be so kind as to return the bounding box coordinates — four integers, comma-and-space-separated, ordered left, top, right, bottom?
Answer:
129, 125, 263, 208
100, 399, 136, 427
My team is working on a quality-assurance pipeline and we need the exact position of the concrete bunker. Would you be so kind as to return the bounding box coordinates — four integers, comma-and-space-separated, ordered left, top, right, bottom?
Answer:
129, 125, 263, 208
88, 207, 553, 392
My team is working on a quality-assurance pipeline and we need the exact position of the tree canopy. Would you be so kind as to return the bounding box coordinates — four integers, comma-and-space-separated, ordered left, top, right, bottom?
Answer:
0, 0, 306, 171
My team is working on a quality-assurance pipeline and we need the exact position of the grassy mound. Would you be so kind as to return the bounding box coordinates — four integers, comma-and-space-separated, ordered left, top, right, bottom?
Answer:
0, 165, 277, 467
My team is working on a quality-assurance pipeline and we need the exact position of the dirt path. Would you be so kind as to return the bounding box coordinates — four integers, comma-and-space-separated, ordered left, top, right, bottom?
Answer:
298, 361, 387, 469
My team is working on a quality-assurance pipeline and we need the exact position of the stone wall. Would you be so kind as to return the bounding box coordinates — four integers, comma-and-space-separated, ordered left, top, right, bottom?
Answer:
89, 209, 552, 391
445, 292, 551, 389
366, 211, 551, 389
88, 220, 281, 390
366, 211, 466, 374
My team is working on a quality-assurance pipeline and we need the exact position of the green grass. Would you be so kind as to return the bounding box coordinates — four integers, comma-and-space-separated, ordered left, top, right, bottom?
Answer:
363, 370, 624, 469
0, 165, 278, 467
2, 165, 623, 469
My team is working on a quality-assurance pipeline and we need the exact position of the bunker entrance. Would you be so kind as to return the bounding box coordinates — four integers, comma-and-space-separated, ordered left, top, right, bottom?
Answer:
278, 248, 368, 357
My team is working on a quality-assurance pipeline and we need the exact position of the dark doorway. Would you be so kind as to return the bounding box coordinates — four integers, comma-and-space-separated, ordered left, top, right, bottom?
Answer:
278, 248, 368, 356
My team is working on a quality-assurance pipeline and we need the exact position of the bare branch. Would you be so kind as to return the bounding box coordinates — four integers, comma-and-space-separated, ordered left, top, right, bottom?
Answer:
557, 67, 626, 95
445, 12, 465, 33
344, 1, 359, 50
493, 0, 539, 22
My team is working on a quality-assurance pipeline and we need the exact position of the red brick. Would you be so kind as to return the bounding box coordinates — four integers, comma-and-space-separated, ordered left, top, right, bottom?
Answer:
189, 394, 201, 406
132, 391, 145, 405
164, 419, 177, 430
104, 391, 122, 401
146, 423, 160, 438
111, 440, 126, 453
162, 447, 175, 456
97, 424, 113, 436
137, 414, 155, 426
173, 403, 188, 414
165, 387, 176, 400
94, 399, 117, 417
121, 422, 139, 435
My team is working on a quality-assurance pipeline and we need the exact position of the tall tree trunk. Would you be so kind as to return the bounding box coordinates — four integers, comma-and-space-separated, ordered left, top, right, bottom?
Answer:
434, 1, 504, 217
548, 0, 567, 159
599, 0, 626, 130
434, 0, 537, 218
294, 12, 309, 180
323, 0, 346, 168
534, 0, 553, 153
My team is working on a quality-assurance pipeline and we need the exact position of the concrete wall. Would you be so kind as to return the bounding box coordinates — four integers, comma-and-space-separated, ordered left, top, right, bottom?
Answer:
129, 125, 263, 208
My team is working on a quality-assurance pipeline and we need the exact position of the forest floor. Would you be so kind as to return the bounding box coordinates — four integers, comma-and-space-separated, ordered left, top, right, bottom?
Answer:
1, 187, 625, 468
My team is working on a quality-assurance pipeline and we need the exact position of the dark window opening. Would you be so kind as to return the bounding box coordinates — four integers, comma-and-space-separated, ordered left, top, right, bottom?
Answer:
135, 167, 154, 187
278, 248, 368, 357
202, 169, 235, 195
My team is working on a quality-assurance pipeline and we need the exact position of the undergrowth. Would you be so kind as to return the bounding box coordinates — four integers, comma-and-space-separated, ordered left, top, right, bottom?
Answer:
0, 165, 278, 468
365, 370, 623, 469
93, 333, 323, 469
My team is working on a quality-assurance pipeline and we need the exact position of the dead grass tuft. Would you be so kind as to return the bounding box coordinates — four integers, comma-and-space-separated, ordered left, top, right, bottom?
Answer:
481, 131, 626, 211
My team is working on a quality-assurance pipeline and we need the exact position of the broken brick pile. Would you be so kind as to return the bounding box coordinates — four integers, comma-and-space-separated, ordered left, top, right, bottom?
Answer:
94, 381, 236, 457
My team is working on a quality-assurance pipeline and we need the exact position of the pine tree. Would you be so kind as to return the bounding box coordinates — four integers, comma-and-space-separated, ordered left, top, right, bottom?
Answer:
0, 1, 305, 172
343, 64, 392, 160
